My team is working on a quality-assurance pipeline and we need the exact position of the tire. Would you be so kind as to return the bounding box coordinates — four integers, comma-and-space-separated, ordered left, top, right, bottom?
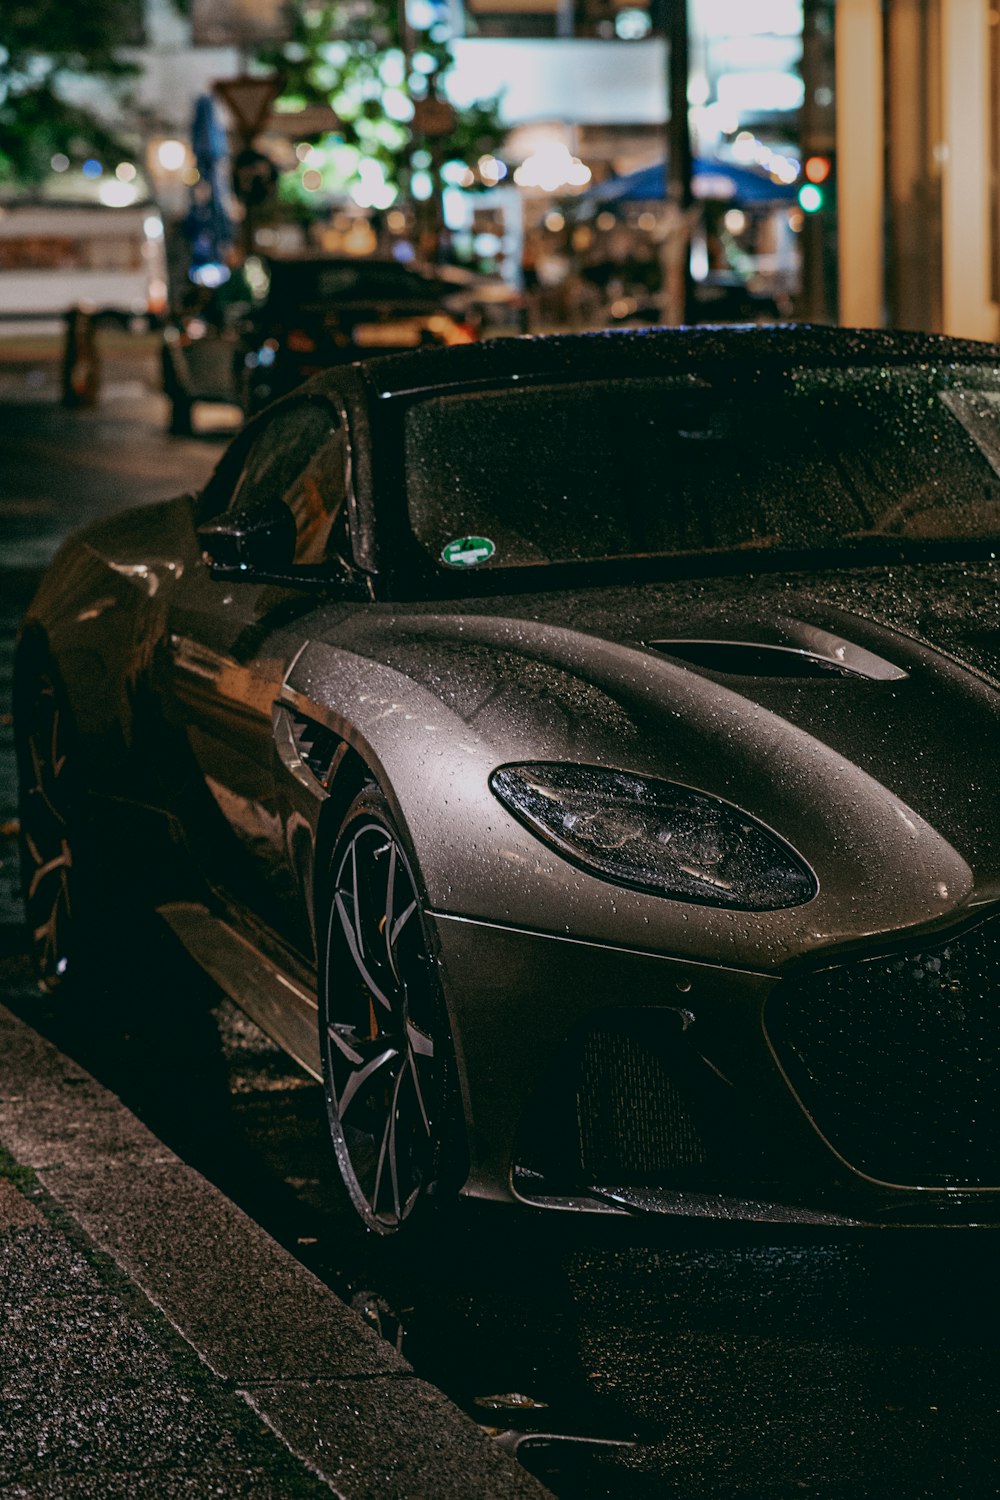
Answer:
319, 786, 461, 1236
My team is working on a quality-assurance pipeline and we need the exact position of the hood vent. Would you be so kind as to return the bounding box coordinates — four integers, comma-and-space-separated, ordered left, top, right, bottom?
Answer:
649, 639, 906, 682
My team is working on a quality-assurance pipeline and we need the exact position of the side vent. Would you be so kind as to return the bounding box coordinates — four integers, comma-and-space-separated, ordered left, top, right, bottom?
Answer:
289, 712, 343, 789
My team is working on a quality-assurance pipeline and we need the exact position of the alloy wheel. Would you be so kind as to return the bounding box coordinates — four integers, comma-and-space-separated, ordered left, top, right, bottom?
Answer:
18, 672, 76, 992
324, 819, 440, 1233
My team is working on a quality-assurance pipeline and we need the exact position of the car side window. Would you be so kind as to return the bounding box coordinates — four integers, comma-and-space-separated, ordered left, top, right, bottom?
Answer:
227, 400, 352, 567
284, 421, 352, 567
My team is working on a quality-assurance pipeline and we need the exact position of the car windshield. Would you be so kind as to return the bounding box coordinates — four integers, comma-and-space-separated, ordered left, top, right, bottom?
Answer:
403, 364, 1000, 569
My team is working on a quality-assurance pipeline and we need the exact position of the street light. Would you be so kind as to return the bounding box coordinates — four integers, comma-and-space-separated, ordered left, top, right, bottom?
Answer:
157, 140, 188, 172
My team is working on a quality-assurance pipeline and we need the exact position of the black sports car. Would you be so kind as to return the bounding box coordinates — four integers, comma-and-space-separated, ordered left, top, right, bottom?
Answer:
17, 325, 1000, 1235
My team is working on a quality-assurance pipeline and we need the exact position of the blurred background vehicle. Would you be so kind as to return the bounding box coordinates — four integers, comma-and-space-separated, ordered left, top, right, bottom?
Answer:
242, 256, 480, 412
433, 264, 529, 335
161, 254, 481, 430
0, 201, 168, 335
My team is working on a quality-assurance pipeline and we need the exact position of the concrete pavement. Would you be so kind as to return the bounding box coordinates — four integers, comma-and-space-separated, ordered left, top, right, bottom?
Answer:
0, 970, 548, 1499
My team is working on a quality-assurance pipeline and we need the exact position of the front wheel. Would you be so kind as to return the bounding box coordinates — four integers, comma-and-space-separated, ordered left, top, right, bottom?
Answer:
319, 788, 459, 1235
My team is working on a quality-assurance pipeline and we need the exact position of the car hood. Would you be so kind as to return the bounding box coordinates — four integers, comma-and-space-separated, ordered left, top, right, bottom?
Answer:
290, 558, 1000, 964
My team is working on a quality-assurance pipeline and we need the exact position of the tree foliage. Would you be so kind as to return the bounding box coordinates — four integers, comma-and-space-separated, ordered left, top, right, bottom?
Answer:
259, 0, 506, 209
0, 0, 137, 183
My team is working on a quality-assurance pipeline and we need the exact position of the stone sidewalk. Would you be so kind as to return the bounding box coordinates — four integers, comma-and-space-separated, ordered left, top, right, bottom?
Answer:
0, 997, 548, 1500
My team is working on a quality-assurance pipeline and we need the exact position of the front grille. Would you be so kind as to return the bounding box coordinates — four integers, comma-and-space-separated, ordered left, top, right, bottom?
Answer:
767, 918, 1000, 1187
576, 1024, 707, 1178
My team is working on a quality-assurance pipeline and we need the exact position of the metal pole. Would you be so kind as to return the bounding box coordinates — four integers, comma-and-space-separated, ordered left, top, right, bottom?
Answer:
664, 0, 694, 324
798, 0, 829, 322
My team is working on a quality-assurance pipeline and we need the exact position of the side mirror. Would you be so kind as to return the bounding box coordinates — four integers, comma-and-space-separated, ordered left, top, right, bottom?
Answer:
197, 498, 296, 578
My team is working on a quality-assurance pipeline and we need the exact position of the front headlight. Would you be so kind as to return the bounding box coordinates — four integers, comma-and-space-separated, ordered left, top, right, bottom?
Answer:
490, 763, 817, 911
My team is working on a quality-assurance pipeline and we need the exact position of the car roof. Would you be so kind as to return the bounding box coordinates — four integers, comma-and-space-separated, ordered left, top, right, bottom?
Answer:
266, 255, 451, 286
268, 254, 429, 271
333, 324, 1000, 400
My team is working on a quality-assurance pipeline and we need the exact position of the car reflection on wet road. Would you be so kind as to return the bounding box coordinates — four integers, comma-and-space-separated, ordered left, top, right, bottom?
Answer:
2, 355, 1000, 1499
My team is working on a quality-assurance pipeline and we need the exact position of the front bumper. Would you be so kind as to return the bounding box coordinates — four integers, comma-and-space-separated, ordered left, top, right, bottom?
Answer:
429, 910, 1000, 1228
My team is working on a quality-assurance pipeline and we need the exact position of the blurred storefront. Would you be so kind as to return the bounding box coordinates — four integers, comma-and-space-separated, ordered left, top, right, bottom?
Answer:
446, 2, 808, 322
5, 0, 811, 327
834, 0, 999, 341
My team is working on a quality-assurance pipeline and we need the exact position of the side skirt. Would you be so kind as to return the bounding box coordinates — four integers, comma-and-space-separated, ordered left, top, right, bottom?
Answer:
157, 901, 322, 1081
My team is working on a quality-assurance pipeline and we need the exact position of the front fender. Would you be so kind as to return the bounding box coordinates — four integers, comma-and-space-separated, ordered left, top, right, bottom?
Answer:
280, 637, 973, 975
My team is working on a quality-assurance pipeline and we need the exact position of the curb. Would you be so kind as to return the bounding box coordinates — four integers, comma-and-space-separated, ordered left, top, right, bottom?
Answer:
0, 1000, 550, 1499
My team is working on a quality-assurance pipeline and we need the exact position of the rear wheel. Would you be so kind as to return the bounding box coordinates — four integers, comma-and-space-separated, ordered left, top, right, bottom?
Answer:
14, 644, 218, 1023
15, 658, 89, 993
320, 788, 458, 1235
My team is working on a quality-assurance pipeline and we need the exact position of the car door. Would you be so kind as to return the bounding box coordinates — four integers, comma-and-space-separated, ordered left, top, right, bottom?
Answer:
161, 393, 355, 958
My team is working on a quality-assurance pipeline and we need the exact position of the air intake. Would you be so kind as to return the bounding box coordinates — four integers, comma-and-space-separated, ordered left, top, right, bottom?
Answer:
650, 639, 904, 680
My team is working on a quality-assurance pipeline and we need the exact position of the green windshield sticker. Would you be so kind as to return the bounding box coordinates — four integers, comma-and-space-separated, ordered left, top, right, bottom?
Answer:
441, 536, 496, 568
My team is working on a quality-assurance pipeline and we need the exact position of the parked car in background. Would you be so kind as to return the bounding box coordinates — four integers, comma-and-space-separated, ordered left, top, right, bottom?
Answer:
24, 325, 1000, 1239
161, 254, 478, 432
0, 200, 168, 334
242, 255, 479, 412
433, 263, 528, 336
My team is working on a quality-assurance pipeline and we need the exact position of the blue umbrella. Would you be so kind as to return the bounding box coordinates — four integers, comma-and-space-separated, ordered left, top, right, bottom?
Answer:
591, 157, 798, 206
184, 94, 234, 283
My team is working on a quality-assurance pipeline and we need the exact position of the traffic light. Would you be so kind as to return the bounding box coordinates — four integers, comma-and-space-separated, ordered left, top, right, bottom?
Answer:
798, 154, 833, 213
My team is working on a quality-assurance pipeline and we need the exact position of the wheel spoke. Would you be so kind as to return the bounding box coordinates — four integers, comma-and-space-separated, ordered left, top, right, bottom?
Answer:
28, 739, 64, 825
26, 843, 71, 903
408, 1049, 431, 1136
370, 1066, 404, 1217
389, 898, 418, 952
334, 893, 395, 1011
33, 880, 69, 984
360, 834, 394, 972
50, 708, 66, 779
326, 1023, 365, 1065
327, 1023, 396, 1065
383, 842, 399, 981
387, 1067, 405, 1221
349, 840, 364, 957
33, 912, 56, 952
329, 1032, 399, 1119
406, 1018, 434, 1059
370, 1121, 389, 1215
22, 829, 45, 872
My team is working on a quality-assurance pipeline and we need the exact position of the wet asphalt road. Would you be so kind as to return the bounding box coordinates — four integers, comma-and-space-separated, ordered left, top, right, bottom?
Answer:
3, 343, 1000, 1499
